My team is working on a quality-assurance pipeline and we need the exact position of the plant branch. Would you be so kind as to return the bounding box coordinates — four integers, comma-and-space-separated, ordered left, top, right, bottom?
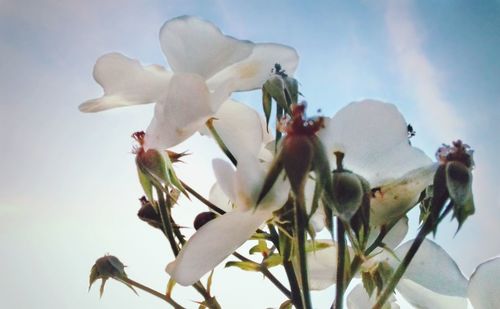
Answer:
120, 277, 185, 309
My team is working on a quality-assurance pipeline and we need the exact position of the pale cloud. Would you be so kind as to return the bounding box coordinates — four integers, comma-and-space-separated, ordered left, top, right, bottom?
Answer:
385, 0, 463, 142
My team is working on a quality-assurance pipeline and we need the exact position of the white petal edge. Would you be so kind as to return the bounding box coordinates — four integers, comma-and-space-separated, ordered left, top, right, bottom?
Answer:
367, 216, 409, 253
208, 183, 233, 213
212, 159, 237, 204
397, 279, 468, 309
199, 100, 265, 163
370, 163, 437, 226
207, 43, 299, 92
468, 256, 500, 309
318, 99, 432, 187
79, 53, 172, 112
394, 239, 468, 303
347, 284, 400, 309
307, 240, 338, 290
166, 209, 271, 286
144, 73, 222, 150
160, 16, 253, 79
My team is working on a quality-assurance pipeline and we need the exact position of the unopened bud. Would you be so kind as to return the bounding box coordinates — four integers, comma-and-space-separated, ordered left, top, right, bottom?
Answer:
137, 196, 161, 229
193, 212, 217, 230
89, 255, 135, 297
331, 172, 364, 221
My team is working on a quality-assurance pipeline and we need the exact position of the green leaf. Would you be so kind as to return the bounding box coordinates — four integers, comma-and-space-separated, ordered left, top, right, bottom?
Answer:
249, 240, 270, 255
305, 240, 333, 253
361, 271, 376, 297
263, 254, 283, 268
224, 261, 261, 272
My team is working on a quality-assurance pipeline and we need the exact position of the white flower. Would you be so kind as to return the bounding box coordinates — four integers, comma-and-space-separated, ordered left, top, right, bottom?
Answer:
80, 16, 298, 151
165, 154, 289, 286
318, 99, 436, 226
468, 256, 500, 309
307, 231, 470, 308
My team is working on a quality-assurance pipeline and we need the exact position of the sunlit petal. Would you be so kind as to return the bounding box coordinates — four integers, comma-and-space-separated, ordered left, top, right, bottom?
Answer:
347, 284, 400, 309
160, 16, 253, 79
200, 100, 264, 163
144, 73, 218, 150
307, 240, 338, 290
394, 239, 468, 308
468, 256, 500, 309
397, 279, 468, 309
79, 53, 172, 112
318, 100, 432, 187
212, 159, 237, 204
166, 209, 271, 286
208, 183, 233, 213
370, 163, 437, 226
367, 216, 409, 252
207, 43, 299, 91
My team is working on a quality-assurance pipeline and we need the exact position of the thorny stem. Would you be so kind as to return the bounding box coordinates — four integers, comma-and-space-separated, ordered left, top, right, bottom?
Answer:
334, 219, 346, 309
120, 277, 185, 309
156, 187, 179, 256
206, 119, 237, 166
295, 189, 312, 309
180, 180, 226, 215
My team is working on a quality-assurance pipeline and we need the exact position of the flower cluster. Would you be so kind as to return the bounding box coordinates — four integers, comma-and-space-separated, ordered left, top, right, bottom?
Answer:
82, 15, 497, 309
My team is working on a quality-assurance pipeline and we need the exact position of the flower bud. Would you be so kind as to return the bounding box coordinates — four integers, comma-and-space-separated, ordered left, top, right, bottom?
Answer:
89, 255, 135, 297
137, 196, 161, 229
193, 212, 217, 230
331, 171, 364, 221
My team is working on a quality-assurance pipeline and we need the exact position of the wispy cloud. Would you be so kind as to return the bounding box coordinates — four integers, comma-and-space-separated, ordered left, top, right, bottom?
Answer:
385, 0, 463, 142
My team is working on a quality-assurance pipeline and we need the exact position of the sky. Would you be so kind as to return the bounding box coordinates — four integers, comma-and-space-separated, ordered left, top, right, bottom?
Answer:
1, 0, 499, 308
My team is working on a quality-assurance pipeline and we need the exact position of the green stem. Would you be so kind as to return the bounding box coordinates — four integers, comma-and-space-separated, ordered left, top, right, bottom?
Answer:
120, 277, 186, 309
180, 180, 226, 215
206, 119, 237, 166
295, 191, 312, 309
156, 187, 179, 256
335, 219, 346, 309
372, 220, 431, 309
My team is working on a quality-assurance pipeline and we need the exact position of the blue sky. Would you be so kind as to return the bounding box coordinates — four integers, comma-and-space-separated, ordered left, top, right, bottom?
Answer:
1, 0, 499, 308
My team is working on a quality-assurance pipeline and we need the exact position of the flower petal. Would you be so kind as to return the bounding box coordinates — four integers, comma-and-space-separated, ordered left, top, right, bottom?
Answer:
207, 43, 299, 92
208, 183, 233, 213
394, 239, 468, 308
234, 154, 289, 211
160, 16, 253, 79
166, 209, 271, 286
370, 163, 437, 226
367, 216, 409, 252
468, 256, 500, 309
144, 73, 224, 150
318, 100, 432, 187
397, 279, 468, 309
305, 179, 326, 232
307, 240, 338, 290
200, 100, 265, 163
347, 284, 400, 309
79, 53, 172, 112
212, 159, 237, 203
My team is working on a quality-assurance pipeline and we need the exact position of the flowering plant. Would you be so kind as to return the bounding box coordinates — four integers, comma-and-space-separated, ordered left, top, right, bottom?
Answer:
82, 16, 498, 309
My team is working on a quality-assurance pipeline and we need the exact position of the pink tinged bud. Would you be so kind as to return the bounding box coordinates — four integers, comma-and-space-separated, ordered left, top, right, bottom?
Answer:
193, 212, 217, 230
